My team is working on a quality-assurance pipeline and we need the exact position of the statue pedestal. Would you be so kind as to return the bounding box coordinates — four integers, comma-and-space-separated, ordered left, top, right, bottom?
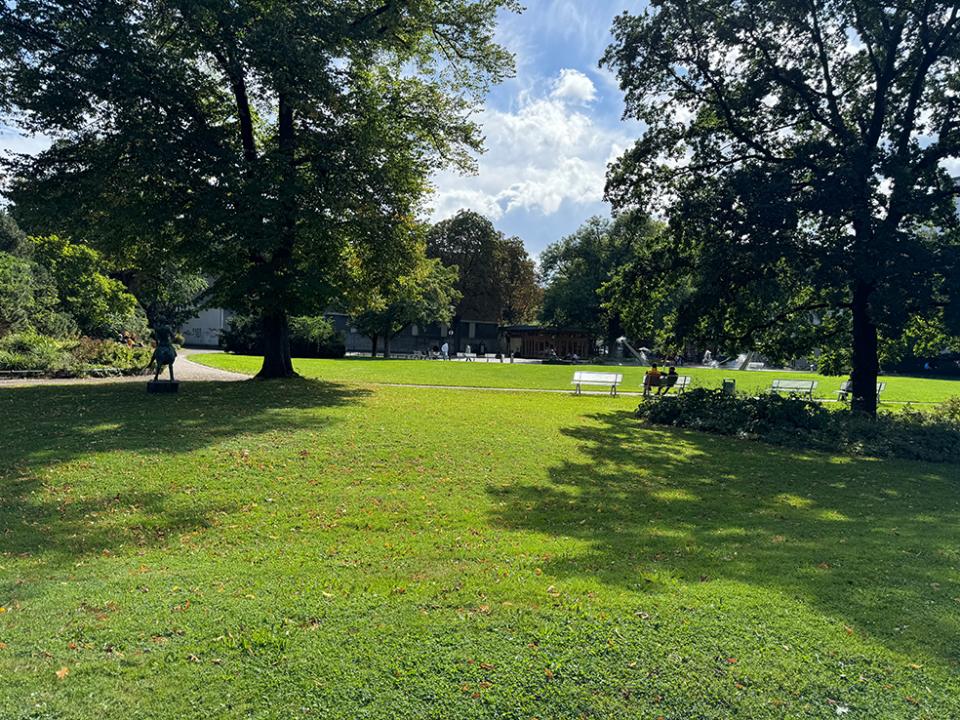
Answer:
147, 380, 180, 394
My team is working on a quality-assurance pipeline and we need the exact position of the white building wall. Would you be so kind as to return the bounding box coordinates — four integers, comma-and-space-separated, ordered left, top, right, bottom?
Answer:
180, 308, 231, 348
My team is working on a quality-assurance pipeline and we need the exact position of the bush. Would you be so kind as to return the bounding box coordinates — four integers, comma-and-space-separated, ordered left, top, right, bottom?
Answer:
0, 331, 73, 373
71, 337, 153, 374
0, 332, 151, 376
636, 389, 960, 464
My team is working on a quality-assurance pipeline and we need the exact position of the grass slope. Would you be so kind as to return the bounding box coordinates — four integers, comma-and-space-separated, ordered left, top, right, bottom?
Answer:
195, 353, 960, 404
1, 380, 959, 719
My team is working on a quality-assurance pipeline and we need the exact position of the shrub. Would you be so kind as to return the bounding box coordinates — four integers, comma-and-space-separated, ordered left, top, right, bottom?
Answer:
71, 337, 152, 374
0, 332, 151, 376
636, 389, 960, 464
0, 331, 73, 373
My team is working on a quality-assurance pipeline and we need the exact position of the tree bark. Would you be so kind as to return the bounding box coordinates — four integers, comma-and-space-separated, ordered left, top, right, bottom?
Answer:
383, 332, 392, 359
850, 281, 879, 417
370, 333, 379, 358
258, 310, 296, 378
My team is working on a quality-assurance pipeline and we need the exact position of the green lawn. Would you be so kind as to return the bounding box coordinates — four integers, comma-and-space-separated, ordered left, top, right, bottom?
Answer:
196, 353, 960, 404
1, 379, 958, 718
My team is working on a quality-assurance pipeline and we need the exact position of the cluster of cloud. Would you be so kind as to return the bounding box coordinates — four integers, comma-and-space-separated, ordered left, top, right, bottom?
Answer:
429, 69, 636, 222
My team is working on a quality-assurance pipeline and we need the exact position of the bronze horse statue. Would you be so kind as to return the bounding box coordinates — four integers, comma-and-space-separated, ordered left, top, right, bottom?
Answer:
149, 325, 178, 382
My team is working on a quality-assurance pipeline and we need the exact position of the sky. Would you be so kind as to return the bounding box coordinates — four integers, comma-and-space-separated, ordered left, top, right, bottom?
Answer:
0, 1, 643, 258
429, 1, 643, 255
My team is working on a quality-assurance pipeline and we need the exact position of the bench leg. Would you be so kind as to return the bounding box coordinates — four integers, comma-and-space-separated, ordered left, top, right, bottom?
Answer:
575, 384, 581, 395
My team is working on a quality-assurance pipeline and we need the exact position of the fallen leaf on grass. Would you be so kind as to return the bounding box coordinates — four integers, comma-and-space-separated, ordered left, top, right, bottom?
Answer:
55, 667, 70, 680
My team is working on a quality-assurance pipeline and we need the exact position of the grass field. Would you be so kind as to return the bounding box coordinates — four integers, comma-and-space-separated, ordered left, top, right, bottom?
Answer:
2, 378, 958, 718
195, 353, 960, 404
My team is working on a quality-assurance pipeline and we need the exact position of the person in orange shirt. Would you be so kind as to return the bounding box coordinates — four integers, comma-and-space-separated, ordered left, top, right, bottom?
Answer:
643, 364, 661, 397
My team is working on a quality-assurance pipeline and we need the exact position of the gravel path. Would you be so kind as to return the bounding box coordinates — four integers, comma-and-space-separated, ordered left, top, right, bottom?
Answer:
0, 347, 248, 388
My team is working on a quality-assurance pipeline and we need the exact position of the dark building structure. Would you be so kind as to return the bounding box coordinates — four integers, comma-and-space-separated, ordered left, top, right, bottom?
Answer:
501, 325, 594, 359
326, 312, 501, 355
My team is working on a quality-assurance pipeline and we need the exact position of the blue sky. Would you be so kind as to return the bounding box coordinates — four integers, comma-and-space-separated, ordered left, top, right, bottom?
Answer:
430, 1, 644, 255
0, 2, 643, 257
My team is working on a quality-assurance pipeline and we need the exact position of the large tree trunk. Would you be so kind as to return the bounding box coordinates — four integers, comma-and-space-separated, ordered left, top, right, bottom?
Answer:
850, 281, 879, 417
383, 333, 392, 359
258, 310, 296, 378
256, 92, 297, 380
370, 333, 379, 358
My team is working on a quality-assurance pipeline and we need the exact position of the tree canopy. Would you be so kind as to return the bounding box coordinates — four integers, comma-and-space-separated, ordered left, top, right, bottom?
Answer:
1, 0, 516, 376
426, 210, 539, 324
603, 0, 960, 414
540, 213, 661, 349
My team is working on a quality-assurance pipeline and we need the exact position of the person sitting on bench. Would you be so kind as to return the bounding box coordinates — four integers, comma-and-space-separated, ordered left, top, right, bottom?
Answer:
657, 366, 679, 395
643, 364, 661, 397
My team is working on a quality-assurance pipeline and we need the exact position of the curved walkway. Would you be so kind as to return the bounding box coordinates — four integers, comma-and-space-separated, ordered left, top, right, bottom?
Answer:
0, 347, 247, 388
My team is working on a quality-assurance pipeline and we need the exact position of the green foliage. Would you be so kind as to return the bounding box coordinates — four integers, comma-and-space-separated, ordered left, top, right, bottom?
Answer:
427, 210, 540, 323
0, 331, 72, 373
350, 254, 461, 356
0, 251, 76, 338
29, 235, 146, 339
541, 213, 661, 346
1, 0, 517, 376
127, 260, 209, 330
603, 1, 960, 414
0, 210, 27, 255
0, 331, 151, 375
636, 390, 960, 464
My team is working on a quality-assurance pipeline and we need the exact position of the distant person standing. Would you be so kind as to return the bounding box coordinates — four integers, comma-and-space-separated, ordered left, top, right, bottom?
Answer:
441, 341, 449, 360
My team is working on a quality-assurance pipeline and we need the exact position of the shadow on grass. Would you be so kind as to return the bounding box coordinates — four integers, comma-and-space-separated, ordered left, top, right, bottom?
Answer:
0, 379, 368, 560
489, 409, 960, 663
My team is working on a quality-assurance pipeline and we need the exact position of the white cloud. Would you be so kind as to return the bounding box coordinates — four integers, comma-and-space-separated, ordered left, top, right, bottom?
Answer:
429, 70, 636, 222
550, 68, 597, 105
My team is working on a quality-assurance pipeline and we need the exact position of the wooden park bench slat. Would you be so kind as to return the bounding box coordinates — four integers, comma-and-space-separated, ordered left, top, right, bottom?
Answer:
769, 379, 818, 400
572, 371, 623, 396
836, 380, 886, 403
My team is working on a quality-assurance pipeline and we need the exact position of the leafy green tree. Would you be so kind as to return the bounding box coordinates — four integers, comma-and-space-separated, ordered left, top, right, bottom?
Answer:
30, 235, 144, 338
0, 211, 27, 256
1, 0, 516, 378
350, 256, 461, 358
495, 237, 541, 325
603, 0, 960, 415
540, 213, 661, 350
427, 210, 539, 324
0, 251, 74, 337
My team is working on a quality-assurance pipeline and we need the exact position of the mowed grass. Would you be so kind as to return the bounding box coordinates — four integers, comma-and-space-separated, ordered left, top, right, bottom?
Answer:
1, 379, 959, 719
196, 353, 960, 404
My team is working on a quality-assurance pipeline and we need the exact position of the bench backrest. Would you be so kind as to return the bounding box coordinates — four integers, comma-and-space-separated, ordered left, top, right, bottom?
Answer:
771, 379, 817, 391
877, 382, 886, 393
676, 375, 691, 388
573, 371, 622, 384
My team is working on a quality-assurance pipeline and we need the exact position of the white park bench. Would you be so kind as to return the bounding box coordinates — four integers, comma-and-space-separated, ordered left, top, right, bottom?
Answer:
769, 379, 818, 400
572, 371, 623, 396
836, 380, 886, 403
646, 375, 692, 396
746, 362, 766, 371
